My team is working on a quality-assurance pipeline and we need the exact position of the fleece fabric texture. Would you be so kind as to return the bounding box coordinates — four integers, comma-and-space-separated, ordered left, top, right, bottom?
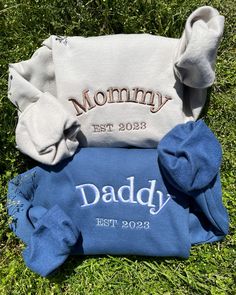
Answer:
7, 120, 229, 277
8, 6, 224, 164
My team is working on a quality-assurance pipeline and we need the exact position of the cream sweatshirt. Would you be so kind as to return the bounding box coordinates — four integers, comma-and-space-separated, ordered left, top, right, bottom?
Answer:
8, 6, 224, 165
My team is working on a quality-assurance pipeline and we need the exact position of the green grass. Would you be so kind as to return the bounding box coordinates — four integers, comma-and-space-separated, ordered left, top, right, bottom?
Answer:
0, 0, 235, 294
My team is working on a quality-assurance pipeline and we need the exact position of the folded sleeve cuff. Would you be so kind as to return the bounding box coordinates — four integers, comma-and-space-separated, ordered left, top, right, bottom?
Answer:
15, 92, 80, 165
23, 204, 80, 277
174, 6, 224, 88
7, 171, 38, 245
158, 120, 222, 193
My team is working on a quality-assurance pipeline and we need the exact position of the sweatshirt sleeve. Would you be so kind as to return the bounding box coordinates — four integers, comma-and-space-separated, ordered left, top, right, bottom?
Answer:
158, 120, 222, 193
158, 120, 229, 243
23, 205, 80, 277
7, 169, 80, 276
8, 41, 80, 165
174, 6, 225, 88
7, 171, 37, 244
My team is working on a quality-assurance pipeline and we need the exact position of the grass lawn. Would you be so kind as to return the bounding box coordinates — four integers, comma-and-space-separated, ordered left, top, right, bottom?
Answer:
0, 0, 235, 294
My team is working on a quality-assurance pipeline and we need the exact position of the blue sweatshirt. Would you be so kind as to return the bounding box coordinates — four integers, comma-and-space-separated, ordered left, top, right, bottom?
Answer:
7, 120, 229, 276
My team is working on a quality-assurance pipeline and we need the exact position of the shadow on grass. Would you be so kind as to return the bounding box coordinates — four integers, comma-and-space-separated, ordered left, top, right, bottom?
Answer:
48, 254, 186, 282
199, 87, 212, 121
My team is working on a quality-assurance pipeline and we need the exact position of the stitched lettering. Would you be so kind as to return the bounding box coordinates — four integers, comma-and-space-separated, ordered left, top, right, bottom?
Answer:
95, 218, 150, 230
121, 220, 150, 230
75, 176, 173, 215
69, 87, 172, 115
136, 180, 156, 206
119, 87, 129, 102
96, 218, 118, 228
76, 183, 100, 207
107, 87, 117, 103
102, 186, 118, 203
150, 94, 172, 113
94, 90, 107, 106
92, 123, 114, 133
92, 122, 147, 133
117, 176, 137, 203
133, 88, 155, 105
69, 89, 96, 115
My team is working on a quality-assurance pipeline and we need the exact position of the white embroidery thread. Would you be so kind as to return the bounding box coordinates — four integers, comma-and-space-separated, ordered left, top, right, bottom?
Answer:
75, 176, 172, 215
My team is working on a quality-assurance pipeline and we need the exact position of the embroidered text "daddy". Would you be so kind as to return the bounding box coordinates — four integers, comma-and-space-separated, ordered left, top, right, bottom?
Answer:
69, 87, 172, 116
75, 176, 172, 215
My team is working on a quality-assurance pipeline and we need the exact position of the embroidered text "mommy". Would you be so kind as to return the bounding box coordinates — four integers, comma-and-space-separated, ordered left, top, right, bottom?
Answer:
69, 87, 172, 116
